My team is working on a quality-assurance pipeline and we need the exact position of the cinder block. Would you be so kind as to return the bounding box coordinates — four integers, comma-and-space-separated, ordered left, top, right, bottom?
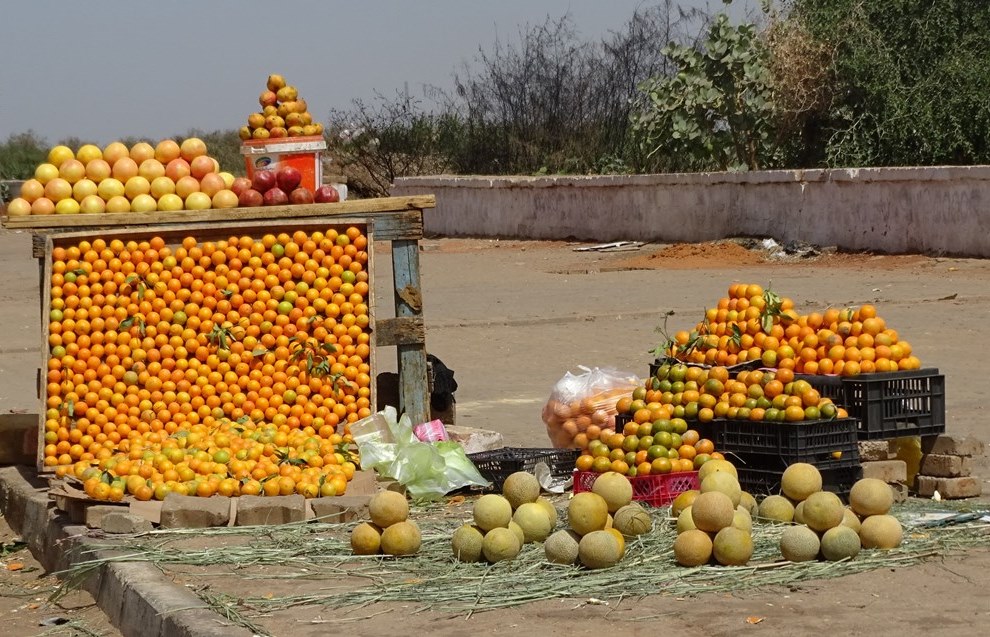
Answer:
860, 459, 907, 483
234, 495, 306, 526
309, 494, 372, 523
858, 440, 893, 462
916, 476, 982, 499
921, 434, 985, 458
919, 454, 971, 478
159, 494, 231, 529
85, 504, 129, 529
101, 511, 153, 534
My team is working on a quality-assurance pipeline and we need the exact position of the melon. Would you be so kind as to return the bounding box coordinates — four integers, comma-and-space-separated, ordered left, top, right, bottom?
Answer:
859, 514, 903, 549
780, 525, 821, 562
757, 495, 795, 523
793, 500, 806, 525
739, 491, 758, 517
802, 491, 845, 532
512, 502, 553, 543
451, 524, 486, 563
544, 529, 581, 565
676, 506, 696, 534
535, 496, 559, 527
849, 478, 894, 517
380, 520, 421, 556
700, 471, 742, 507
508, 521, 525, 546
780, 463, 822, 502
350, 522, 382, 555
613, 503, 652, 537
674, 529, 713, 566
841, 508, 862, 533
670, 489, 699, 518
713, 526, 753, 566
591, 472, 633, 513
482, 527, 522, 563
697, 458, 738, 482
368, 490, 409, 528
568, 492, 609, 536
578, 530, 623, 569
731, 508, 752, 533
474, 494, 513, 532
503, 471, 541, 509
820, 525, 862, 561
690, 491, 735, 533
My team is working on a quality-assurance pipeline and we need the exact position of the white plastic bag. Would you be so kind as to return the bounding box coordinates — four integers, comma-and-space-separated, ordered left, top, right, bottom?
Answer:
542, 366, 641, 448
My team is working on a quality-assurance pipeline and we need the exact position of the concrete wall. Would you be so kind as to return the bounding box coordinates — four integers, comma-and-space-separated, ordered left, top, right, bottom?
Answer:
393, 166, 990, 257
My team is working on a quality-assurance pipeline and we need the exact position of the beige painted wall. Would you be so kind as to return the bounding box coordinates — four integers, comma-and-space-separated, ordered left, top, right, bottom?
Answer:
393, 166, 990, 257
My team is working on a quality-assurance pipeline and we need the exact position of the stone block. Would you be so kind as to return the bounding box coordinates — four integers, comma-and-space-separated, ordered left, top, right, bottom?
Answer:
889, 481, 909, 503
85, 504, 128, 529
858, 440, 893, 462
860, 459, 907, 483
234, 494, 306, 526
309, 494, 372, 523
915, 476, 982, 499
101, 511, 153, 534
921, 434, 985, 458
159, 494, 231, 529
0, 413, 37, 465
919, 454, 971, 478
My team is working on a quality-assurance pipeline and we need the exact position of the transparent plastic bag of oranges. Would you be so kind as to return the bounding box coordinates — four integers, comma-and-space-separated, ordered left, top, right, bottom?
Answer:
542, 367, 641, 448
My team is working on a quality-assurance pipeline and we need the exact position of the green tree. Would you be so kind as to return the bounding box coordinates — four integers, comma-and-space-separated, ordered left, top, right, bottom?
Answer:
0, 130, 48, 181
793, 0, 990, 166
630, 8, 776, 172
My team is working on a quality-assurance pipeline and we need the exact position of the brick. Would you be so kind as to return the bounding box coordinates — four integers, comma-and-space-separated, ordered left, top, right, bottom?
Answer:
916, 476, 983, 499
85, 504, 128, 529
159, 494, 231, 529
919, 454, 971, 478
309, 494, 372, 523
101, 511, 153, 534
858, 440, 893, 462
860, 459, 907, 483
921, 434, 985, 457
889, 481, 909, 503
234, 494, 306, 526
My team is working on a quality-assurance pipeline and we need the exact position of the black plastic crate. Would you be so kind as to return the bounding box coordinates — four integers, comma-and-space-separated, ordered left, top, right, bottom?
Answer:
468, 447, 580, 492
708, 417, 858, 458
737, 462, 863, 500
798, 369, 945, 440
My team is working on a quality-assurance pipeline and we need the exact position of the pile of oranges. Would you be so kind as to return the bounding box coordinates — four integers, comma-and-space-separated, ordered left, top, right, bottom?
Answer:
44, 225, 372, 501
573, 420, 722, 478
664, 283, 921, 376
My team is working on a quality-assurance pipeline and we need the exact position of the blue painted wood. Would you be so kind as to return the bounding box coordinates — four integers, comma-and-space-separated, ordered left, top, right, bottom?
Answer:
391, 236, 430, 426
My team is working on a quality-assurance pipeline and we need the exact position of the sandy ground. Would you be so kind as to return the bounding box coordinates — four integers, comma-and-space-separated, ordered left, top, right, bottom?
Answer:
2, 228, 989, 636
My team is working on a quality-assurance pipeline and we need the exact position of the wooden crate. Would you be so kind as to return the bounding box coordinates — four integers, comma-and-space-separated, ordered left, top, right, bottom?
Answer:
29, 196, 434, 472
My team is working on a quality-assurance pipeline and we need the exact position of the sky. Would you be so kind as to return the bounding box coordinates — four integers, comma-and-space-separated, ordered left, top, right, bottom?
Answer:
0, 0, 755, 147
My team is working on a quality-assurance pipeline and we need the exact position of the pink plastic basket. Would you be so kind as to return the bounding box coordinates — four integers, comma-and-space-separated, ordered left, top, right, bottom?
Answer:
572, 470, 699, 507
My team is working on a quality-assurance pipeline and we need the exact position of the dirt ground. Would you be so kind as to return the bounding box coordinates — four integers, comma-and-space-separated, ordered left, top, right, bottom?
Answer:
2, 230, 990, 636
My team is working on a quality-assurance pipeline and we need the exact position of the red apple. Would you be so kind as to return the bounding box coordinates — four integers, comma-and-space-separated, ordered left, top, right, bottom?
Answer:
238, 188, 264, 208
276, 166, 302, 192
289, 187, 314, 205
231, 177, 252, 196
252, 169, 277, 193
314, 185, 340, 203
263, 187, 288, 206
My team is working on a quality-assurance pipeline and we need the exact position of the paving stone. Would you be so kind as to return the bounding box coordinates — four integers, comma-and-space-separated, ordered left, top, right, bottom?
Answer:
235, 494, 306, 526
85, 504, 129, 529
309, 494, 372, 523
916, 475, 983, 499
858, 440, 893, 462
921, 434, 985, 457
101, 511, 153, 534
919, 453, 971, 478
159, 494, 231, 528
860, 459, 907, 483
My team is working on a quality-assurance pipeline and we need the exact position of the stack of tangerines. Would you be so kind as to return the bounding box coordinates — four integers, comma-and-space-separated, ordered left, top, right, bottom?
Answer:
44, 226, 372, 501
662, 283, 921, 376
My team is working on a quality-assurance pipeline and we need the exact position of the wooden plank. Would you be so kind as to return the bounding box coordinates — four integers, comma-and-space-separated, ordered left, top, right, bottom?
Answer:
374, 317, 426, 347
37, 235, 53, 473
366, 221, 377, 423
3, 195, 435, 230
41, 212, 421, 246
391, 240, 430, 426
